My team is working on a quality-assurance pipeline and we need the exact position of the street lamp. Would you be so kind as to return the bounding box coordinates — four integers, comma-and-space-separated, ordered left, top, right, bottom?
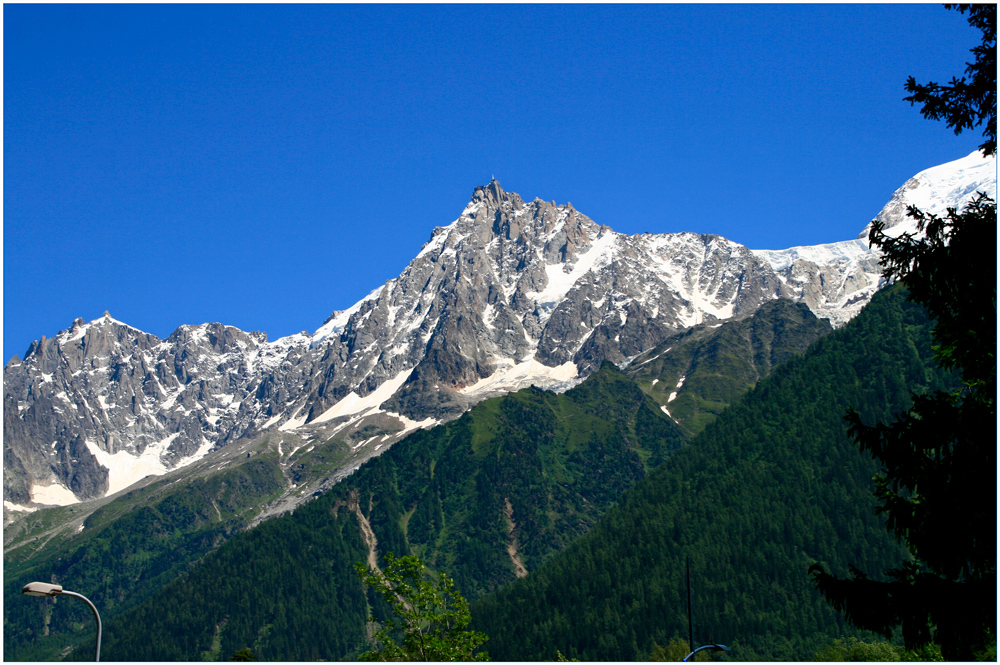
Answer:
22, 582, 102, 661
684, 558, 730, 662
683, 643, 731, 662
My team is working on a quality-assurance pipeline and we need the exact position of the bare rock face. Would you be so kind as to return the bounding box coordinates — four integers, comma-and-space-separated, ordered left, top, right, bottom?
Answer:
5, 152, 994, 508
3, 314, 272, 503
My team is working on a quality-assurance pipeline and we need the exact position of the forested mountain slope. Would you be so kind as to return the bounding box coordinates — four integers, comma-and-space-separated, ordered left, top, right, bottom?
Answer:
47, 364, 686, 661
5, 298, 826, 661
6, 284, 944, 661
2, 453, 289, 661
629, 298, 832, 436
470, 284, 956, 660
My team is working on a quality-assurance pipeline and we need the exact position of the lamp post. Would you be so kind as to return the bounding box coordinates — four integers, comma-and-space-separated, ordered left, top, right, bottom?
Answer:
683, 643, 731, 662
684, 558, 730, 662
22, 582, 102, 661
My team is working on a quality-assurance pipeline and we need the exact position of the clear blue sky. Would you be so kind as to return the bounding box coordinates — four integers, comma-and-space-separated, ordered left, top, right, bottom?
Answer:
4, 3, 986, 363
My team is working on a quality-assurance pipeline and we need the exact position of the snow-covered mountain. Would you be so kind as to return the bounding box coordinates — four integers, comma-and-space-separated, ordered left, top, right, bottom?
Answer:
753, 150, 996, 326
4, 150, 994, 514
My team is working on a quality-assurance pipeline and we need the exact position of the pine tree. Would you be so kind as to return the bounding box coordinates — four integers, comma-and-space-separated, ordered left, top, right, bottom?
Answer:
810, 194, 996, 661
812, 11, 996, 657
904, 4, 996, 156
811, 10, 998, 640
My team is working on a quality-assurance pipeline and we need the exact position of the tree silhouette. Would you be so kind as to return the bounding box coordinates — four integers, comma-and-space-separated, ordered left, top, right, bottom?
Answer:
811, 196, 996, 660
812, 8, 996, 657
904, 4, 996, 156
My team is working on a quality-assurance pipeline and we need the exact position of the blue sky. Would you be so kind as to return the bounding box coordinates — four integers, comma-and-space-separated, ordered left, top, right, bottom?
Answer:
4, 3, 986, 363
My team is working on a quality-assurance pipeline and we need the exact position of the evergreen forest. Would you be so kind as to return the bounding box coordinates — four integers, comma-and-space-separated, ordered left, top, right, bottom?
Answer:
471, 284, 954, 660
4, 282, 966, 661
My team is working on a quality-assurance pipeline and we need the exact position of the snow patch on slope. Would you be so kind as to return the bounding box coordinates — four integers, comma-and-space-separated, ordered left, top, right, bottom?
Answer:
84, 434, 180, 496
383, 412, 441, 437
460, 357, 579, 398
529, 232, 617, 313
29, 482, 79, 506
5, 500, 35, 513
311, 368, 417, 424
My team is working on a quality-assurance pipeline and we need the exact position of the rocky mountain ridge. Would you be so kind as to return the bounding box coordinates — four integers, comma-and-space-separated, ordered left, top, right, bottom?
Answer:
4, 151, 995, 513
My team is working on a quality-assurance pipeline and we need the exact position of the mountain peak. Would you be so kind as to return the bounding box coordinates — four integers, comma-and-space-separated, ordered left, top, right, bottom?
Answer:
471, 179, 523, 210
857, 150, 996, 240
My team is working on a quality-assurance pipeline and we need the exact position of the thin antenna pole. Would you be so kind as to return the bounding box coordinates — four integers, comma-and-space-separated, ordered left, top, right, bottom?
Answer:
687, 556, 694, 656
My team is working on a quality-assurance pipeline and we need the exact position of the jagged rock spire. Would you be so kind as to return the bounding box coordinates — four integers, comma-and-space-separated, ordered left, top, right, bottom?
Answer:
471, 178, 515, 209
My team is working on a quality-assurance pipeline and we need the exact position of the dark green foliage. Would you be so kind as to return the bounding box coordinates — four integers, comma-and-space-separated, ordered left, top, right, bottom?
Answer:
10, 280, 960, 661
811, 196, 996, 659
812, 636, 948, 661
814, 17, 997, 653
69, 360, 684, 661
648, 637, 708, 661
903, 4, 996, 156
629, 299, 832, 436
355, 553, 488, 661
349, 365, 686, 602
470, 285, 954, 661
3, 456, 286, 661
812, 637, 908, 661
99, 487, 371, 661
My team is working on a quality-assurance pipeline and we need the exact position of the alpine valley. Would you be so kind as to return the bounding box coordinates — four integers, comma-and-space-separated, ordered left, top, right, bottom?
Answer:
3, 151, 995, 661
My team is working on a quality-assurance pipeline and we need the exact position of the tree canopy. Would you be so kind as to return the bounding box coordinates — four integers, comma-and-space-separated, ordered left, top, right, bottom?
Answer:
812, 8, 996, 655
355, 553, 489, 661
904, 4, 996, 156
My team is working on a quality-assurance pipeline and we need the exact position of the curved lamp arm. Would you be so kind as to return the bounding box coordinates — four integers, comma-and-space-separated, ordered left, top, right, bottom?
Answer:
682, 643, 731, 662
22, 582, 102, 661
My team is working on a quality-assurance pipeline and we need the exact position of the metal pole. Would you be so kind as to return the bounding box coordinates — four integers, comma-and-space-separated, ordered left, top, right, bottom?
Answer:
59, 590, 102, 662
683, 644, 731, 662
687, 556, 694, 658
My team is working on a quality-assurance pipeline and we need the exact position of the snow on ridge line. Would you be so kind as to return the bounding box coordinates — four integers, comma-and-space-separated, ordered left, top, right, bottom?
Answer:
37, 154, 997, 363
55, 311, 150, 347
905, 150, 996, 206
312, 285, 385, 342
859, 151, 997, 240
755, 152, 994, 271
752, 238, 871, 272
413, 201, 482, 260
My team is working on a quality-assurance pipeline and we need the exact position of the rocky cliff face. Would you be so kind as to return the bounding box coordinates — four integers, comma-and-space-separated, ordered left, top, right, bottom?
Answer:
3, 316, 269, 504
5, 151, 995, 510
